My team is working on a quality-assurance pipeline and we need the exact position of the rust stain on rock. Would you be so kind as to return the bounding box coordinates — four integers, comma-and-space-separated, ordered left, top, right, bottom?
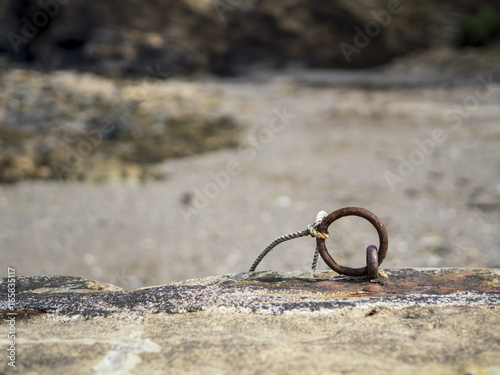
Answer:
297, 268, 500, 298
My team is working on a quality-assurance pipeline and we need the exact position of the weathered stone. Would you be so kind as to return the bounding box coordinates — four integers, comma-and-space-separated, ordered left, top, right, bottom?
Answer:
0, 269, 499, 374
2, 268, 499, 318
4, 275, 124, 295
0, 69, 242, 183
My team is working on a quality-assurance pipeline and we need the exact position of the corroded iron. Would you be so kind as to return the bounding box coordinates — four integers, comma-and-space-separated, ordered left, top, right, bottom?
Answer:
316, 207, 388, 279
366, 245, 379, 280
249, 207, 388, 278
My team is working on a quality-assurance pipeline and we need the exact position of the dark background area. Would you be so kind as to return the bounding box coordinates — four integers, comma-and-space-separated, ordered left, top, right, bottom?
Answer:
1, 0, 499, 77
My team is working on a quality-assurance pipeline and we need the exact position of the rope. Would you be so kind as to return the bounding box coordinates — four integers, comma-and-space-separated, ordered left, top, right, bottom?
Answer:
307, 211, 329, 239
309, 211, 328, 271
249, 211, 329, 272
311, 247, 320, 271
248, 229, 309, 272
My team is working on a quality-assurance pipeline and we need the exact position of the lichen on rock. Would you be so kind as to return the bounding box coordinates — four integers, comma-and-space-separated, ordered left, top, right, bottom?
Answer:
0, 70, 242, 183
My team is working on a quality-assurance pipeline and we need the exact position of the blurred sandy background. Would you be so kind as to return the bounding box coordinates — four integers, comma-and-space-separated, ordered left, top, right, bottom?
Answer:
0, 1, 499, 288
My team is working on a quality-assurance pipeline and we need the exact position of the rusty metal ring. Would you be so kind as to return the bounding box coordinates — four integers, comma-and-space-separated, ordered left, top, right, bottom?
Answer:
316, 207, 388, 277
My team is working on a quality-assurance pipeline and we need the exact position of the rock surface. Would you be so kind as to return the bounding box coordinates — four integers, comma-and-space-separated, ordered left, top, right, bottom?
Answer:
0, 269, 499, 374
0, 69, 242, 182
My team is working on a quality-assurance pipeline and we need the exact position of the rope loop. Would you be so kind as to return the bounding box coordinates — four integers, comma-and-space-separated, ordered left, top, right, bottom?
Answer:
249, 211, 329, 272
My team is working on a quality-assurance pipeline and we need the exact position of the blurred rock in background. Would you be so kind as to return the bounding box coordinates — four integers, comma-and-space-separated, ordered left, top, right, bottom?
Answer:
0, 0, 499, 77
0, 69, 241, 182
1, 0, 499, 183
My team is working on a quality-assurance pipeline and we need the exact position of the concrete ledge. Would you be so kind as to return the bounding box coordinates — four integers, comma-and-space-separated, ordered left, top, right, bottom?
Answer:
1, 268, 499, 318
1, 268, 499, 374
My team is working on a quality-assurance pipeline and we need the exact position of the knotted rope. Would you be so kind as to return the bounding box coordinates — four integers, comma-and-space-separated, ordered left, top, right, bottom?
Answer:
249, 211, 329, 272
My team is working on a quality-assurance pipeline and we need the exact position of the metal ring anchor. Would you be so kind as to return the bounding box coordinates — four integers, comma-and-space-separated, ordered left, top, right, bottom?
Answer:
315, 207, 388, 278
